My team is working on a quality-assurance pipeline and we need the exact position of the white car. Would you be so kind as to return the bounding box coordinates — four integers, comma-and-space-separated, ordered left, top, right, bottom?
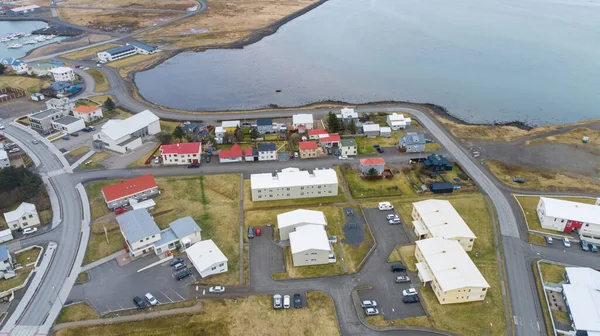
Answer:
364, 307, 379, 316
209, 286, 225, 293
402, 288, 418, 297
283, 295, 290, 309
8, 148, 20, 153
563, 238, 571, 248
23, 227, 37, 235
83, 67, 90, 70
338, 156, 348, 160
378, 202, 394, 211
145, 293, 158, 305
386, 214, 399, 220
32, 140, 39, 144
0, 125, 4, 130
360, 300, 377, 308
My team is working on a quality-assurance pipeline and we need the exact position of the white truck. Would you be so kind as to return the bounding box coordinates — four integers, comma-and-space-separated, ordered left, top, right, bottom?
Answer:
378, 202, 394, 211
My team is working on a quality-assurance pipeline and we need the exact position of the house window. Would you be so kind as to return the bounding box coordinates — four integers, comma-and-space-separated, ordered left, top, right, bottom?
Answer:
219, 263, 224, 267
22, 217, 26, 220
28, 215, 33, 218
140, 240, 143, 243
480, 295, 484, 298
211, 266, 216, 270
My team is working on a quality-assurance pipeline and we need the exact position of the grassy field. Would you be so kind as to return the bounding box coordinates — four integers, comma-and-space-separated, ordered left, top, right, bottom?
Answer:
552, 310, 570, 325
76, 272, 89, 283
127, 143, 161, 167
0, 75, 48, 94
526, 127, 600, 151
15, 247, 41, 266
79, 151, 111, 170
85, 180, 116, 220
356, 133, 403, 154
159, 120, 182, 135
108, 54, 160, 69
340, 166, 414, 198
242, 179, 347, 210
68, 146, 90, 157
0, 248, 39, 292
486, 160, 600, 192
366, 315, 433, 328
532, 263, 554, 336
539, 262, 565, 285
514, 195, 596, 235
386, 245, 402, 262
398, 245, 417, 272
62, 44, 121, 60
88, 94, 114, 106
528, 233, 547, 246
84, 221, 124, 265
103, 300, 197, 318
87, 69, 110, 92
56, 302, 100, 323
55, 292, 340, 336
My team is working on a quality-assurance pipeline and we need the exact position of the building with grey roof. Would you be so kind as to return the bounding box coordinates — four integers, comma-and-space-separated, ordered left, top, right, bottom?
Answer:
399, 132, 427, 153
29, 108, 68, 134
52, 115, 86, 134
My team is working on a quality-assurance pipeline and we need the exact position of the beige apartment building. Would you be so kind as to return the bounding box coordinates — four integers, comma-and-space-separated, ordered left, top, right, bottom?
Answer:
250, 167, 338, 201
415, 238, 489, 304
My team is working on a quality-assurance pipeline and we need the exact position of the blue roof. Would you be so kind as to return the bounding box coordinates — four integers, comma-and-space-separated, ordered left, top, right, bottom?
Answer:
258, 143, 277, 151
1, 57, 16, 65
169, 216, 201, 239
104, 44, 136, 56
51, 81, 71, 90
257, 118, 272, 126
128, 41, 157, 52
116, 209, 160, 243
403, 132, 426, 145
0, 246, 9, 261
424, 154, 452, 168
154, 228, 178, 248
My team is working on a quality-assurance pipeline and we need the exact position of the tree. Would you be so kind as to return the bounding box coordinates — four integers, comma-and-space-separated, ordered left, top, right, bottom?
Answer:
155, 132, 172, 145
327, 111, 341, 133
290, 133, 300, 147
234, 125, 243, 142
223, 131, 231, 144
172, 126, 185, 141
103, 97, 116, 111
250, 128, 260, 140
0, 64, 5, 75
347, 119, 357, 134
0, 167, 42, 209
366, 167, 379, 179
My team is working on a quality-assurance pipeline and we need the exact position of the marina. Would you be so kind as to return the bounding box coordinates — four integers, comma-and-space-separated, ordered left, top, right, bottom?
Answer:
0, 21, 64, 58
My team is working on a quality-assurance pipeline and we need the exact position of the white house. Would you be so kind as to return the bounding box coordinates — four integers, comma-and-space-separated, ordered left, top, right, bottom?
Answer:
277, 209, 328, 240
0, 229, 13, 244
160, 142, 202, 165
290, 225, 335, 267
257, 143, 278, 161
93, 110, 160, 154
28, 107, 69, 134
379, 126, 392, 137
307, 129, 328, 140
51, 116, 86, 134
3, 202, 40, 231
0, 58, 28, 74
292, 114, 314, 132
537, 197, 600, 244
221, 120, 240, 132
218, 144, 243, 163
73, 105, 103, 123
0, 246, 13, 272
49, 67, 76, 82
250, 167, 338, 201
30, 93, 44, 102
562, 267, 600, 335
387, 113, 412, 130
28, 62, 59, 76
0, 149, 9, 169
340, 139, 357, 156
214, 126, 226, 138
336, 108, 359, 125
362, 123, 380, 137
186, 239, 228, 278
101, 174, 160, 209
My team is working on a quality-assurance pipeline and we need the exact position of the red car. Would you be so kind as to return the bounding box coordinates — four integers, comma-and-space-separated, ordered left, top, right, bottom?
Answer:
255, 228, 261, 236
115, 207, 127, 215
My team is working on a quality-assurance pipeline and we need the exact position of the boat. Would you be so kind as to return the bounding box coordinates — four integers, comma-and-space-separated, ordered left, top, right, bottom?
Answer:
34, 36, 46, 42
24, 33, 32, 37
23, 40, 36, 45
0, 38, 9, 43
7, 44, 22, 49
45, 34, 56, 40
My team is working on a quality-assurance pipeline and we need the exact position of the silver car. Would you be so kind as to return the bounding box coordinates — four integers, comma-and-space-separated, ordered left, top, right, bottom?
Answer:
364, 307, 379, 316
394, 276, 410, 283
360, 300, 377, 308
273, 294, 282, 309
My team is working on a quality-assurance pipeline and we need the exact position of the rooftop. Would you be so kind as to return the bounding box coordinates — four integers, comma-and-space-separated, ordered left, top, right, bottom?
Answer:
412, 199, 476, 240
299, 141, 318, 150
256, 118, 272, 126
563, 267, 600, 333
49, 67, 73, 74
128, 40, 157, 52
340, 139, 357, 147
30, 108, 62, 120
0, 246, 8, 261
3, 202, 36, 223
218, 144, 242, 159
362, 124, 380, 131
0, 149, 7, 161
103, 44, 136, 56
101, 174, 158, 202
186, 239, 228, 271
53, 115, 81, 126
388, 113, 411, 122
425, 154, 452, 167
403, 132, 426, 145
73, 105, 101, 114
540, 197, 600, 225
338, 107, 358, 118
293, 114, 313, 125
277, 209, 328, 229
160, 142, 201, 155
11, 5, 40, 11
221, 120, 240, 128
307, 129, 329, 136
360, 158, 385, 166
116, 209, 160, 243
290, 225, 331, 254
251, 167, 338, 189
169, 216, 201, 239
258, 143, 277, 151
320, 133, 341, 142
101, 110, 159, 141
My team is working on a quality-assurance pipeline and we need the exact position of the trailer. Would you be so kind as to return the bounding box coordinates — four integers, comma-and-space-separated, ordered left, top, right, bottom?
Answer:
0, 229, 14, 243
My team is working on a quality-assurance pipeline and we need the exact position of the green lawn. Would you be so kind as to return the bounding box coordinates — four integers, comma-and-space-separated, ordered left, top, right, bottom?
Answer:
355, 132, 403, 154
340, 166, 414, 198
83, 222, 124, 265
387, 245, 402, 262
103, 301, 197, 318
79, 152, 111, 170
76, 272, 89, 283
514, 195, 595, 235
528, 233, 547, 246
539, 262, 565, 285
56, 302, 100, 323
87, 69, 110, 92
15, 247, 41, 266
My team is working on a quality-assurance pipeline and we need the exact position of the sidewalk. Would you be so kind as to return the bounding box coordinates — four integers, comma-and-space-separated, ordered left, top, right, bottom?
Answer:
80, 249, 125, 273
70, 150, 96, 171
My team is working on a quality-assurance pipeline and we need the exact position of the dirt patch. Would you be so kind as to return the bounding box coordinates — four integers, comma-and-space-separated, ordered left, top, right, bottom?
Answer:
60, 0, 195, 10
25, 34, 112, 59
58, 9, 182, 33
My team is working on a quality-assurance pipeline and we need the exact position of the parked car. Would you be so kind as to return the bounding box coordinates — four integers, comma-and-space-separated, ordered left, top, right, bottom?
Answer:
248, 226, 254, 239
563, 237, 571, 248
338, 156, 348, 160
82, 127, 92, 132
403, 295, 420, 303
115, 207, 127, 215
133, 296, 147, 308
293, 294, 302, 308
23, 227, 37, 235
8, 148, 20, 154
378, 202, 394, 211
145, 293, 158, 305
205, 155, 211, 163
70, 132, 78, 137
61, 135, 70, 140
364, 307, 379, 316
255, 228, 261, 236
283, 295, 291, 309
153, 157, 160, 164
187, 162, 200, 168
512, 177, 525, 183
360, 300, 377, 308
328, 236, 338, 243
169, 257, 184, 266
0, 125, 5, 130
391, 264, 406, 272
334, 149, 340, 156
327, 148, 332, 155
590, 243, 598, 253
174, 262, 187, 271
394, 276, 410, 283
386, 214, 399, 220
402, 288, 418, 297
209, 286, 225, 293
581, 240, 590, 251
388, 218, 401, 225
31, 140, 39, 144
273, 294, 282, 309
175, 268, 192, 280
376, 147, 384, 153
545, 236, 553, 245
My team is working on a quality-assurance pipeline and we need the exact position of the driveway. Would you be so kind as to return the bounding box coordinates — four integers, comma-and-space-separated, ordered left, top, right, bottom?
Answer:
52, 129, 98, 154
248, 226, 285, 285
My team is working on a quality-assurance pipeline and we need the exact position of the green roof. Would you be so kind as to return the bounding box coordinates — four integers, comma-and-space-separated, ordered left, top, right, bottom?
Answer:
340, 139, 357, 147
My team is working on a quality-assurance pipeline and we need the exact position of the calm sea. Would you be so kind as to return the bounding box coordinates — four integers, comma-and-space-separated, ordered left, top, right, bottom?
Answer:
0, 20, 66, 60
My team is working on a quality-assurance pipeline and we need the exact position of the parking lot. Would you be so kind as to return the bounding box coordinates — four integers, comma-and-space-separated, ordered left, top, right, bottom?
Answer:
68, 254, 200, 314
358, 208, 426, 320
52, 128, 98, 154
248, 226, 285, 285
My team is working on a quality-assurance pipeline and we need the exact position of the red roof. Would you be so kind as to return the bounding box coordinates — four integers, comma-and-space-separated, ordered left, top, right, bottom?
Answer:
73, 105, 101, 114
299, 141, 318, 150
244, 147, 253, 156
308, 129, 328, 136
360, 158, 385, 166
160, 142, 201, 155
101, 174, 157, 202
219, 144, 243, 159
320, 133, 341, 143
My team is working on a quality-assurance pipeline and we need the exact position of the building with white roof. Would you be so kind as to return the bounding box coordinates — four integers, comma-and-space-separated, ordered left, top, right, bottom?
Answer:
362, 123, 380, 138
289, 225, 334, 267
49, 67, 76, 82
0, 149, 9, 169
336, 108, 359, 126
415, 237, 489, 304
221, 120, 240, 132
250, 167, 338, 201
562, 267, 600, 335
93, 110, 160, 154
412, 199, 476, 251
386, 113, 412, 130
292, 114, 314, 132
277, 209, 328, 240
537, 197, 600, 244
186, 239, 228, 278
3, 202, 40, 231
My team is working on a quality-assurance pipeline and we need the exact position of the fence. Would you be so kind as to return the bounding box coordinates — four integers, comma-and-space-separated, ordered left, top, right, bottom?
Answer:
0, 87, 25, 102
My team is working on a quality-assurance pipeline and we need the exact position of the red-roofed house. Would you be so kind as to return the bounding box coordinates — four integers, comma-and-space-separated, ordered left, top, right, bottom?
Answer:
160, 142, 202, 165
218, 144, 243, 163
299, 141, 321, 159
101, 174, 160, 209
307, 129, 329, 140
318, 133, 341, 148
244, 147, 257, 162
359, 158, 385, 176
73, 104, 103, 123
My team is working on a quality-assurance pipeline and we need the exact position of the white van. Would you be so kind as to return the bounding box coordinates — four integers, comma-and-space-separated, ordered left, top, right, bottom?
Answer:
378, 202, 394, 211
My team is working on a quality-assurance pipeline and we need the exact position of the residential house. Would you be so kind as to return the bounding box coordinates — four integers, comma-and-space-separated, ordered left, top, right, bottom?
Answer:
292, 114, 314, 133
336, 108, 359, 126
250, 167, 338, 201
299, 141, 320, 159
340, 139, 357, 156
7, 5, 40, 15
128, 41, 159, 55
244, 147, 257, 162
387, 113, 412, 130
97, 45, 137, 62
28, 108, 68, 134
290, 225, 335, 267
45, 97, 74, 111
318, 133, 341, 148
186, 239, 228, 278
50, 81, 78, 95
0, 149, 9, 169
307, 129, 328, 140
93, 110, 160, 154
379, 127, 391, 138
537, 197, 600, 244
3, 202, 40, 231
101, 174, 160, 209
415, 238, 490, 304
257, 143, 278, 161
49, 67, 76, 82
218, 144, 243, 163
277, 209, 328, 240
362, 123, 380, 138
561, 267, 600, 335
359, 158, 385, 176
399, 132, 426, 153
221, 120, 240, 133
0, 246, 12, 272
256, 118, 273, 134
411, 200, 476, 251
160, 142, 202, 165
214, 126, 226, 144
73, 105, 104, 123
52, 115, 86, 134
28, 62, 61, 77
429, 182, 454, 194
424, 154, 452, 172
182, 122, 209, 138
1, 58, 27, 74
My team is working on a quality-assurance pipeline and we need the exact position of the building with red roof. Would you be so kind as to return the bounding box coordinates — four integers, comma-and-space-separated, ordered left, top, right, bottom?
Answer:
359, 158, 386, 176
299, 141, 321, 159
318, 133, 341, 148
160, 142, 202, 165
244, 147, 257, 162
307, 129, 329, 140
101, 174, 159, 209
73, 104, 103, 123
218, 144, 243, 163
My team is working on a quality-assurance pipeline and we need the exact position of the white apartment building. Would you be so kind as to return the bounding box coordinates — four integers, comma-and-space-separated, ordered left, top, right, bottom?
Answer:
537, 197, 600, 244
0, 149, 9, 169
3, 202, 41, 231
277, 209, 328, 240
93, 110, 160, 154
160, 142, 202, 165
290, 225, 335, 267
250, 167, 338, 201
49, 67, 76, 82
412, 199, 477, 251
257, 143, 278, 161
186, 239, 228, 278
292, 114, 314, 131
562, 267, 600, 335
387, 113, 412, 130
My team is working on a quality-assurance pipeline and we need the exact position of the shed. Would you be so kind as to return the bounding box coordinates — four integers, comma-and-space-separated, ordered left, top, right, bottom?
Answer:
429, 182, 454, 194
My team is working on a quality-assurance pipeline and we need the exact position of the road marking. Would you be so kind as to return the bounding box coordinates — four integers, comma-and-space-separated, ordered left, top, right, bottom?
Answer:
160, 290, 173, 302
171, 289, 185, 300
117, 303, 124, 310
537, 322, 540, 331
